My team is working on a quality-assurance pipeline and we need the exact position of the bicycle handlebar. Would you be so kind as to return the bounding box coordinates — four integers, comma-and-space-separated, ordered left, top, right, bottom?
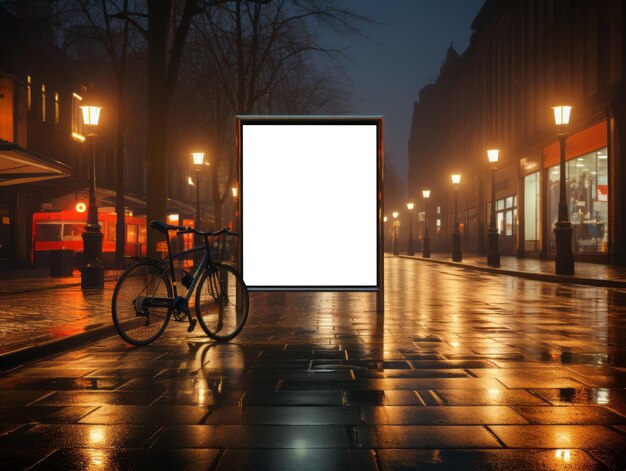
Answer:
149, 220, 238, 237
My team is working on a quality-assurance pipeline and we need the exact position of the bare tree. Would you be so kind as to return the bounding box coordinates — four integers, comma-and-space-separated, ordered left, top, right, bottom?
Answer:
179, 0, 369, 227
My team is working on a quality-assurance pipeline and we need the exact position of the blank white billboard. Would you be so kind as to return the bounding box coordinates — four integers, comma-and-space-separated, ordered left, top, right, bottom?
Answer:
239, 117, 382, 290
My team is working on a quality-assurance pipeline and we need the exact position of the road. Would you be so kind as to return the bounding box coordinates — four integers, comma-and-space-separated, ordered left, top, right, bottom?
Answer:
1, 257, 625, 470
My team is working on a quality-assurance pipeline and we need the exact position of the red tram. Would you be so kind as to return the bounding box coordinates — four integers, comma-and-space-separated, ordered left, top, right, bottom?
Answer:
32, 209, 195, 266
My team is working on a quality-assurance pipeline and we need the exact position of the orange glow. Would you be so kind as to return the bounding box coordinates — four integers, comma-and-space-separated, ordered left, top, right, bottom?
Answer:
407, 202, 414, 211
451, 174, 461, 185
75, 202, 87, 213
422, 190, 431, 198
392, 211, 399, 219
192, 152, 205, 166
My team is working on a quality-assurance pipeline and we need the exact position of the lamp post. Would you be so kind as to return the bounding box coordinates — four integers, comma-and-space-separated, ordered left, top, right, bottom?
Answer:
80, 105, 104, 290
392, 211, 399, 255
486, 149, 501, 267
422, 190, 431, 258
192, 152, 204, 266
552, 105, 574, 274
451, 174, 462, 262
406, 202, 415, 256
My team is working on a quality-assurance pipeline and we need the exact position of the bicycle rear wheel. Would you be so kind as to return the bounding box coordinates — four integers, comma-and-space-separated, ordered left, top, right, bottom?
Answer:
195, 263, 249, 341
112, 260, 172, 345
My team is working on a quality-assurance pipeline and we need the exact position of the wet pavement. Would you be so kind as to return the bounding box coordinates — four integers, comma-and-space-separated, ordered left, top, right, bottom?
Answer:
1, 257, 625, 469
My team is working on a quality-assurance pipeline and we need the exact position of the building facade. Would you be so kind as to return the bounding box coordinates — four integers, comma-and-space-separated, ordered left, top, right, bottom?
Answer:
408, 0, 626, 265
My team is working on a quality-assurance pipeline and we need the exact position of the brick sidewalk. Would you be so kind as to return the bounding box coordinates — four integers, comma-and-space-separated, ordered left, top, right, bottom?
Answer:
0, 257, 624, 469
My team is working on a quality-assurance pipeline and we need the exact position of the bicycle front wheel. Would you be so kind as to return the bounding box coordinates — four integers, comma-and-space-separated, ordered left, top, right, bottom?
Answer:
195, 263, 249, 341
112, 260, 172, 345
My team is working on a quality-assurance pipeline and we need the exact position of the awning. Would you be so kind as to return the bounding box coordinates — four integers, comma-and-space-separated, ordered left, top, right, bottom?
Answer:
0, 141, 70, 186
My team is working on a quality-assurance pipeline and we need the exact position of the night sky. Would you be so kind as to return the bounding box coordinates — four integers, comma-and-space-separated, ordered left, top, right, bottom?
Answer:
341, 0, 484, 188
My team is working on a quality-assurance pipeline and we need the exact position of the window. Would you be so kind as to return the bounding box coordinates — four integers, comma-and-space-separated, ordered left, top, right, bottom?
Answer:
35, 223, 61, 241
62, 224, 83, 241
138, 225, 147, 244
524, 172, 540, 251
71, 92, 85, 141
493, 195, 516, 236
127, 224, 138, 243
41, 84, 46, 121
105, 222, 116, 242
548, 147, 608, 253
27, 75, 31, 111
54, 92, 59, 126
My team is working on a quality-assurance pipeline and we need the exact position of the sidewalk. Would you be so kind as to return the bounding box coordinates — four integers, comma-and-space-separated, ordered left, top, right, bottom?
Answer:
398, 252, 626, 288
0, 268, 120, 369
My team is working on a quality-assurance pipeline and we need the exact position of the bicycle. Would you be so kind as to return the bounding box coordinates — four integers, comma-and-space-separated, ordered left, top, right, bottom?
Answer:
111, 220, 249, 345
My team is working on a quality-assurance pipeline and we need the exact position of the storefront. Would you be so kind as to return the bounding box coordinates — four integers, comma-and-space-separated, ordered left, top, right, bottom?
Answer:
542, 121, 608, 259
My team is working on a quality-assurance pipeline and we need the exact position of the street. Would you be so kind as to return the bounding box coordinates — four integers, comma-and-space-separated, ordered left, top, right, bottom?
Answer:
1, 257, 625, 470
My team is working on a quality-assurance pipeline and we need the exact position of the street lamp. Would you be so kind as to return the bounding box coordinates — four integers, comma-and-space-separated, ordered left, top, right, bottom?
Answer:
79, 104, 103, 290
422, 190, 431, 258
383, 215, 388, 252
451, 174, 462, 262
392, 211, 399, 255
552, 105, 574, 274
486, 149, 501, 267
406, 202, 415, 256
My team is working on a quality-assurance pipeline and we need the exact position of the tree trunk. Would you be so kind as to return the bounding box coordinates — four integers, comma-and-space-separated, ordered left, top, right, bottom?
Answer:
146, 0, 170, 259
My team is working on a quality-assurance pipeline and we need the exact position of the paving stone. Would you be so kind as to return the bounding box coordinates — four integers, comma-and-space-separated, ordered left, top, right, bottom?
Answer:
216, 448, 377, 470
377, 449, 604, 470
355, 425, 501, 448
511, 406, 626, 425
361, 406, 528, 425
488, 425, 626, 449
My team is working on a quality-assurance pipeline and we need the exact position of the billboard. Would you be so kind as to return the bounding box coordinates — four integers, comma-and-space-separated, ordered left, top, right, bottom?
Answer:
238, 116, 383, 291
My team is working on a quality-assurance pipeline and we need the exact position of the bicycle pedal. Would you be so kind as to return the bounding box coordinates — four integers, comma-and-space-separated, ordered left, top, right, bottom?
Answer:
187, 319, 197, 332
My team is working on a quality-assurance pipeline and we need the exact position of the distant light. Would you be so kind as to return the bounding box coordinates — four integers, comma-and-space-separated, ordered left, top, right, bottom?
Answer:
422, 190, 431, 199
407, 202, 414, 211
188, 176, 194, 186
392, 211, 399, 219
487, 149, 499, 163
75, 202, 87, 213
451, 174, 461, 185
168, 214, 179, 223
383, 216, 388, 223
552, 105, 572, 126
232, 186, 238, 198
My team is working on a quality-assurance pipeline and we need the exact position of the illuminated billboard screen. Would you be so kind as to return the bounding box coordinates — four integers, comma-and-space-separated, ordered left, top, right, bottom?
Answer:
238, 116, 383, 291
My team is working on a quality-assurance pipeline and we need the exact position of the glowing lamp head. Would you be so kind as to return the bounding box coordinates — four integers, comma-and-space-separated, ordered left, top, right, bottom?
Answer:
451, 174, 461, 185
79, 105, 101, 127
75, 202, 87, 213
187, 176, 194, 186
487, 149, 499, 163
422, 190, 431, 199
392, 211, 399, 219
232, 186, 238, 198
552, 105, 572, 126
384, 216, 388, 223
407, 202, 414, 211
192, 152, 205, 166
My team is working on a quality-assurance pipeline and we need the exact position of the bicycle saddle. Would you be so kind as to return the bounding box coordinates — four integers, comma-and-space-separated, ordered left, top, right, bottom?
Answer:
150, 220, 182, 234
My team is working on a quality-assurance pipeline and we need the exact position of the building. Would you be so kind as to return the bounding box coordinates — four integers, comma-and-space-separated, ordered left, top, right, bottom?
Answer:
408, 0, 626, 265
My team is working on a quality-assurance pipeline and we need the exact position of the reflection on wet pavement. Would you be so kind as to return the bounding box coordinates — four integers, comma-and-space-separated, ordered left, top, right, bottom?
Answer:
0, 257, 625, 469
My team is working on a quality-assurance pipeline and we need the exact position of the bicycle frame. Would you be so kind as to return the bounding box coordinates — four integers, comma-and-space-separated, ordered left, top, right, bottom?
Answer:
139, 233, 216, 311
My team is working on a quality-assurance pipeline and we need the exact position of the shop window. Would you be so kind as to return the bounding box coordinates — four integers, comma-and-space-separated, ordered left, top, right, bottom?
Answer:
138, 225, 147, 244
35, 223, 61, 241
524, 172, 540, 251
548, 147, 608, 253
495, 195, 516, 236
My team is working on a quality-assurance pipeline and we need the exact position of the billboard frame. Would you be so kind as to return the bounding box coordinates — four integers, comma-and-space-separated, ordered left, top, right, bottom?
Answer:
236, 115, 384, 307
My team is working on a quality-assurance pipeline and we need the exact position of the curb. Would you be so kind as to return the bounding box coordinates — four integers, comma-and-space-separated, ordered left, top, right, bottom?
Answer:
0, 322, 122, 372
399, 255, 626, 289
0, 275, 118, 297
